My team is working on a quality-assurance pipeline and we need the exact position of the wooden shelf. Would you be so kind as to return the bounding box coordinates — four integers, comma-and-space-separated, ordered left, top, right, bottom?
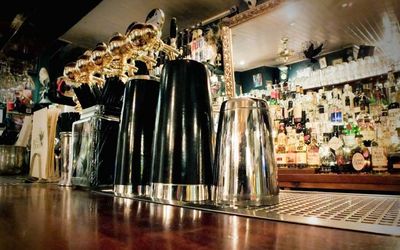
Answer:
278, 168, 400, 193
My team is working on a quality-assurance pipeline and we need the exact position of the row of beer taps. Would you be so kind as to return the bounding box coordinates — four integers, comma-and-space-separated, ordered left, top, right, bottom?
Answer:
62, 9, 180, 90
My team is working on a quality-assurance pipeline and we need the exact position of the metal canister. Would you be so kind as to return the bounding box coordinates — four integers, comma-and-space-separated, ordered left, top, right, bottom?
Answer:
214, 97, 279, 207
150, 59, 214, 202
114, 78, 159, 197
58, 132, 72, 186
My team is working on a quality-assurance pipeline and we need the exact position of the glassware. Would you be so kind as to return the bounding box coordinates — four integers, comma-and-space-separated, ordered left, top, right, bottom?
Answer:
319, 133, 336, 173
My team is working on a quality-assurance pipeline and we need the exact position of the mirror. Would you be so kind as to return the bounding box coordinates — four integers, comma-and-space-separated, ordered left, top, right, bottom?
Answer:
221, 0, 400, 96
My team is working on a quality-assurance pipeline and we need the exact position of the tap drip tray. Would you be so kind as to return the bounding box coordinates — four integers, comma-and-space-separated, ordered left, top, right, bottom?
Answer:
97, 189, 400, 236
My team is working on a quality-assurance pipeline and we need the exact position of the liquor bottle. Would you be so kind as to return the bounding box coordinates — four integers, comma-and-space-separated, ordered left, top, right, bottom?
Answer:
303, 119, 311, 145
369, 82, 385, 120
359, 112, 376, 143
351, 135, 372, 172
293, 93, 302, 124
295, 129, 307, 168
330, 93, 344, 127
169, 17, 178, 49
342, 134, 357, 172
286, 127, 297, 168
388, 152, 400, 174
342, 84, 354, 116
328, 126, 343, 173
307, 133, 320, 168
183, 29, 191, 59
319, 133, 336, 173
353, 85, 362, 117
275, 123, 287, 168
371, 139, 388, 173
387, 78, 400, 153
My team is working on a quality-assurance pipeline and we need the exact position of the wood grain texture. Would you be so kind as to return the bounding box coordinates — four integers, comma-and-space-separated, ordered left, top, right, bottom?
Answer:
0, 184, 399, 250
278, 170, 400, 193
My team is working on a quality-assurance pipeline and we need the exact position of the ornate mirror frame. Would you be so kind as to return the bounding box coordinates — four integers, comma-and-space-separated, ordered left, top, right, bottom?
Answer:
221, 0, 283, 97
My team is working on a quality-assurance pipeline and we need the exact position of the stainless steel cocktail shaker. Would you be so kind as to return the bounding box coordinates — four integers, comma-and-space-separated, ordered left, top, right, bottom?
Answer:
151, 59, 214, 202
114, 77, 160, 197
214, 97, 279, 207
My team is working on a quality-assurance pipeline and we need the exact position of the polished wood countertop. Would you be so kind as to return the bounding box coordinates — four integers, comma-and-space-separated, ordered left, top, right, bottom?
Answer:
0, 184, 399, 250
278, 169, 400, 193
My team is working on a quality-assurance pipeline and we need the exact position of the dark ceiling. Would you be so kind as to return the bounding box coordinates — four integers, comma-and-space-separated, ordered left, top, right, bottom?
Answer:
0, 0, 102, 61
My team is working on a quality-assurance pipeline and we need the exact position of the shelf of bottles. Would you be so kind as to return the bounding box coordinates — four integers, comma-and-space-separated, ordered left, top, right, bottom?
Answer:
249, 59, 400, 175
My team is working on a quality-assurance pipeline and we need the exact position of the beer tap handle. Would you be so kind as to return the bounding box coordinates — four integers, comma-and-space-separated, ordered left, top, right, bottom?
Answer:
63, 62, 81, 88
169, 17, 177, 49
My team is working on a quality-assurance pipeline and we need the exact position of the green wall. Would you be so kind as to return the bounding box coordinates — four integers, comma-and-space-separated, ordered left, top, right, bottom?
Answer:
235, 66, 279, 93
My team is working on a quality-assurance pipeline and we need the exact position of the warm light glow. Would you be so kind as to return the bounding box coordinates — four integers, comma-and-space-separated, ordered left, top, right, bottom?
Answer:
341, 2, 352, 8
239, 60, 245, 66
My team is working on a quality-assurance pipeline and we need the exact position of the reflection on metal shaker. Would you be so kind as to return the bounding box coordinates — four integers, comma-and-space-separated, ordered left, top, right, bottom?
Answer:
214, 97, 279, 207
58, 132, 72, 186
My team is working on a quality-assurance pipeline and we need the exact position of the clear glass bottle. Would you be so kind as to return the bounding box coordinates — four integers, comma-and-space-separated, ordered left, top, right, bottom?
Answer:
371, 138, 388, 173
359, 113, 376, 143
307, 133, 320, 168
295, 129, 307, 168
342, 134, 358, 173
342, 84, 355, 116
275, 123, 287, 168
286, 127, 297, 168
319, 133, 336, 173
328, 126, 343, 173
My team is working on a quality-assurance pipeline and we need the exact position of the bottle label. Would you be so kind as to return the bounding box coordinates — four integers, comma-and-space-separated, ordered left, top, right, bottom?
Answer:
352, 153, 365, 171
329, 137, 343, 151
307, 151, 320, 166
293, 104, 302, 120
286, 152, 296, 165
371, 147, 387, 167
296, 152, 307, 165
388, 108, 400, 128
275, 153, 287, 165
331, 112, 343, 123
343, 135, 356, 146
393, 163, 400, 169
361, 130, 376, 141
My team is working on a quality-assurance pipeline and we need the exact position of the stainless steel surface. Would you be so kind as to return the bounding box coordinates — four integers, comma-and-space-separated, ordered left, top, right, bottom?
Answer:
214, 97, 279, 207
0, 145, 26, 175
114, 184, 151, 197
58, 132, 72, 186
151, 183, 211, 202
98, 189, 400, 236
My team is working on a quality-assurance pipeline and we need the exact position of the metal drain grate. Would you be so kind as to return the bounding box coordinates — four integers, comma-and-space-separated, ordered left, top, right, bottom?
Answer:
102, 189, 400, 236
256, 192, 400, 227
220, 191, 400, 236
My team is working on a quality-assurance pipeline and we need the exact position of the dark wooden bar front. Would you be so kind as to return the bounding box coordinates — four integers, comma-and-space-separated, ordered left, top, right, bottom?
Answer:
0, 184, 398, 249
278, 169, 400, 193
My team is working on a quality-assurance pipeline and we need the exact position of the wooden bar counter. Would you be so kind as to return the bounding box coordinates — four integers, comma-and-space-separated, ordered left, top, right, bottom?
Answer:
278, 169, 400, 193
0, 183, 399, 249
